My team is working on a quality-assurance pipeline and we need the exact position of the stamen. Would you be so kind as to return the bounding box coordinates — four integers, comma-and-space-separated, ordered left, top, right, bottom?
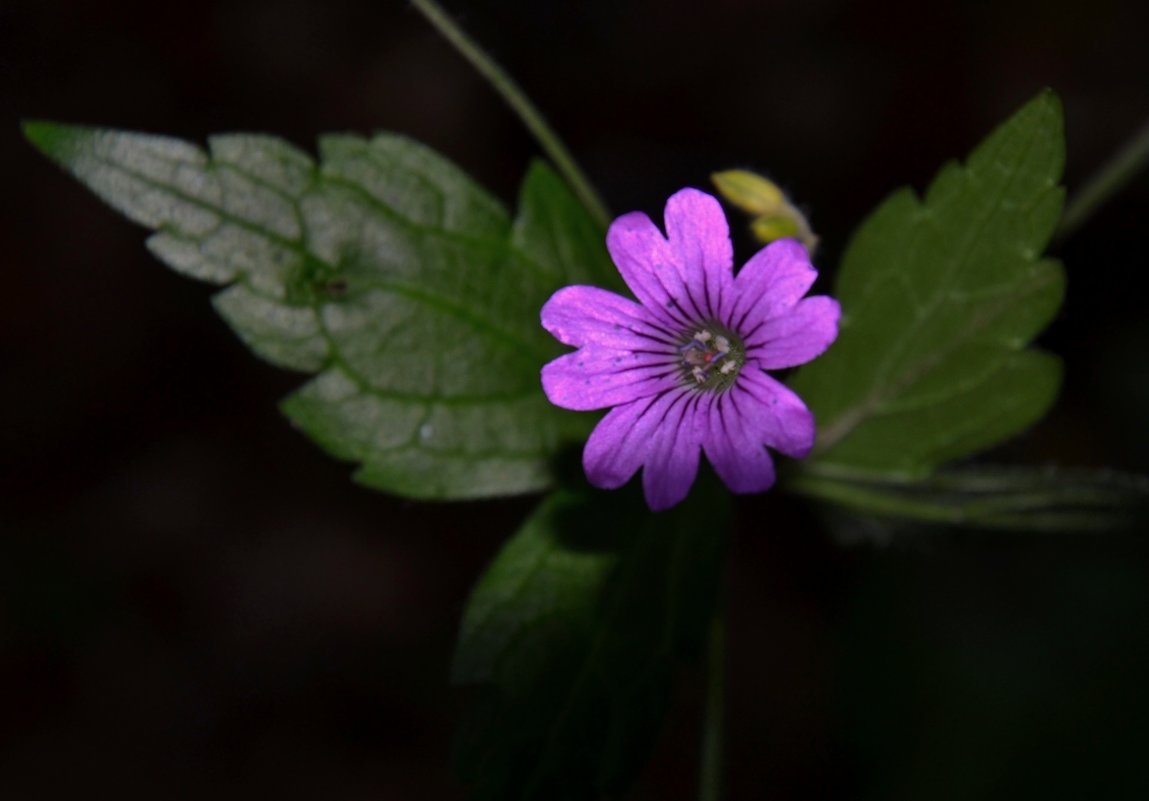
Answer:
677, 322, 744, 391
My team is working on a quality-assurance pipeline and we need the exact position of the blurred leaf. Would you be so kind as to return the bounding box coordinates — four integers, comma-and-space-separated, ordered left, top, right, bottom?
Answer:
790, 91, 1066, 479
790, 465, 1149, 537
452, 481, 730, 800
25, 122, 618, 499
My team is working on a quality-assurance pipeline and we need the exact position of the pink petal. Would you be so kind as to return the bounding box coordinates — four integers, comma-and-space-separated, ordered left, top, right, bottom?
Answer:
735, 370, 816, 458
664, 188, 735, 321
606, 211, 693, 328
702, 392, 777, 494
728, 239, 819, 334
542, 347, 677, 411
540, 285, 678, 350
641, 393, 705, 511
583, 390, 683, 489
745, 296, 841, 369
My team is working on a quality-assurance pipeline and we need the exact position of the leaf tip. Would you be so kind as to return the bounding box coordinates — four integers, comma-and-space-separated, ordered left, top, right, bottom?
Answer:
1025, 87, 1064, 128
22, 120, 80, 162
520, 157, 560, 193
22, 119, 56, 151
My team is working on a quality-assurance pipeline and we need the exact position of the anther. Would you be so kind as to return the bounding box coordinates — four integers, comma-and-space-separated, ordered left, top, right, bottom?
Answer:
678, 323, 744, 391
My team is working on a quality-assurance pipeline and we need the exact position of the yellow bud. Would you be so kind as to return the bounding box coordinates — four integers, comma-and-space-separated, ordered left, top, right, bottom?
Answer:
713, 168, 819, 254
750, 215, 800, 241
710, 170, 785, 216
753, 209, 819, 253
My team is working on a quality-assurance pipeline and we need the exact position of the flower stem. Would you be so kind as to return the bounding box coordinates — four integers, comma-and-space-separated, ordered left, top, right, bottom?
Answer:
409, 0, 611, 229
699, 609, 725, 801
1057, 116, 1149, 242
785, 468, 1148, 531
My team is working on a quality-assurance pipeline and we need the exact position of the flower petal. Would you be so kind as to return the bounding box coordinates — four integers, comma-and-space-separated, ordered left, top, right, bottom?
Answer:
583, 390, 682, 489
542, 346, 677, 411
641, 392, 704, 511
544, 188, 837, 511
664, 188, 735, 320
702, 392, 777, 494
745, 296, 841, 369
735, 369, 816, 458
606, 211, 693, 327
540, 285, 678, 350
727, 239, 818, 334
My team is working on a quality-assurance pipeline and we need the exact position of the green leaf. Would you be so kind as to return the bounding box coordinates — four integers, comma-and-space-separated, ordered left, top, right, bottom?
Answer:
790, 465, 1149, 535
789, 91, 1067, 479
452, 480, 730, 800
25, 122, 618, 499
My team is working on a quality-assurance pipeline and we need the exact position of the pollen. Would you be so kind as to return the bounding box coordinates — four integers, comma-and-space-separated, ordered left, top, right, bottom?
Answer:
677, 323, 744, 392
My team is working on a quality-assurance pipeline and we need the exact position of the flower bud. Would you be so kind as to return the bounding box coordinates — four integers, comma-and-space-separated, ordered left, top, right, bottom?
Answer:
711, 169, 819, 254
710, 170, 785, 216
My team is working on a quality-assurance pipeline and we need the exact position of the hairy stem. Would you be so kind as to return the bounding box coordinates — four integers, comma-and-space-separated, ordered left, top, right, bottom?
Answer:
409, 0, 611, 228
1058, 117, 1149, 241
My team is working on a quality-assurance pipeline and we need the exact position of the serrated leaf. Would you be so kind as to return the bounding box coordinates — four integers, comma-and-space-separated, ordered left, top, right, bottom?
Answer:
452, 480, 729, 801
25, 122, 618, 499
791, 465, 1149, 537
789, 91, 1067, 479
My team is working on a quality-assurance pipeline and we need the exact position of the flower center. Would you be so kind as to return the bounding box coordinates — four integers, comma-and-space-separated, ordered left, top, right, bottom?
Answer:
677, 323, 744, 392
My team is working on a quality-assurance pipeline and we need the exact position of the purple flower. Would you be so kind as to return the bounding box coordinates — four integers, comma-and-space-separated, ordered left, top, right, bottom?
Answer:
540, 188, 840, 511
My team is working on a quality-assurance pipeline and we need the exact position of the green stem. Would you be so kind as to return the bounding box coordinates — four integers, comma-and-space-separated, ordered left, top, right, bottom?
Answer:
786, 471, 1143, 532
1057, 117, 1149, 241
699, 609, 725, 801
409, 0, 611, 228
789, 472, 968, 524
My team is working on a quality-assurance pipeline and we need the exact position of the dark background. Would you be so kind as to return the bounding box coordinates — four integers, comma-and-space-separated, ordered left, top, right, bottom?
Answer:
4, 1, 1149, 798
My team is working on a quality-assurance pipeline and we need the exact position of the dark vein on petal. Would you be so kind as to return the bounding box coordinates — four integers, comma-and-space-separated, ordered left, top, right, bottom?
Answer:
716, 393, 741, 465
603, 363, 680, 380
713, 276, 726, 326
624, 347, 680, 359
609, 303, 679, 338
625, 388, 681, 441
645, 261, 696, 329
701, 266, 716, 320
734, 303, 762, 338
627, 329, 680, 348
681, 242, 710, 323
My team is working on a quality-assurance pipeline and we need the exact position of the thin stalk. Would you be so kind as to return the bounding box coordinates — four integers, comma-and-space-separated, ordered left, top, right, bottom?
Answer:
699, 610, 725, 801
1057, 117, 1149, 242
786, 472, 1139, 532
788, 473, 966, 524
409, 0, 611, 228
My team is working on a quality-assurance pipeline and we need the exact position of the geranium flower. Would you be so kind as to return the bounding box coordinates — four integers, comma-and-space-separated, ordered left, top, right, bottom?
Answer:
540, 188, 840, 511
